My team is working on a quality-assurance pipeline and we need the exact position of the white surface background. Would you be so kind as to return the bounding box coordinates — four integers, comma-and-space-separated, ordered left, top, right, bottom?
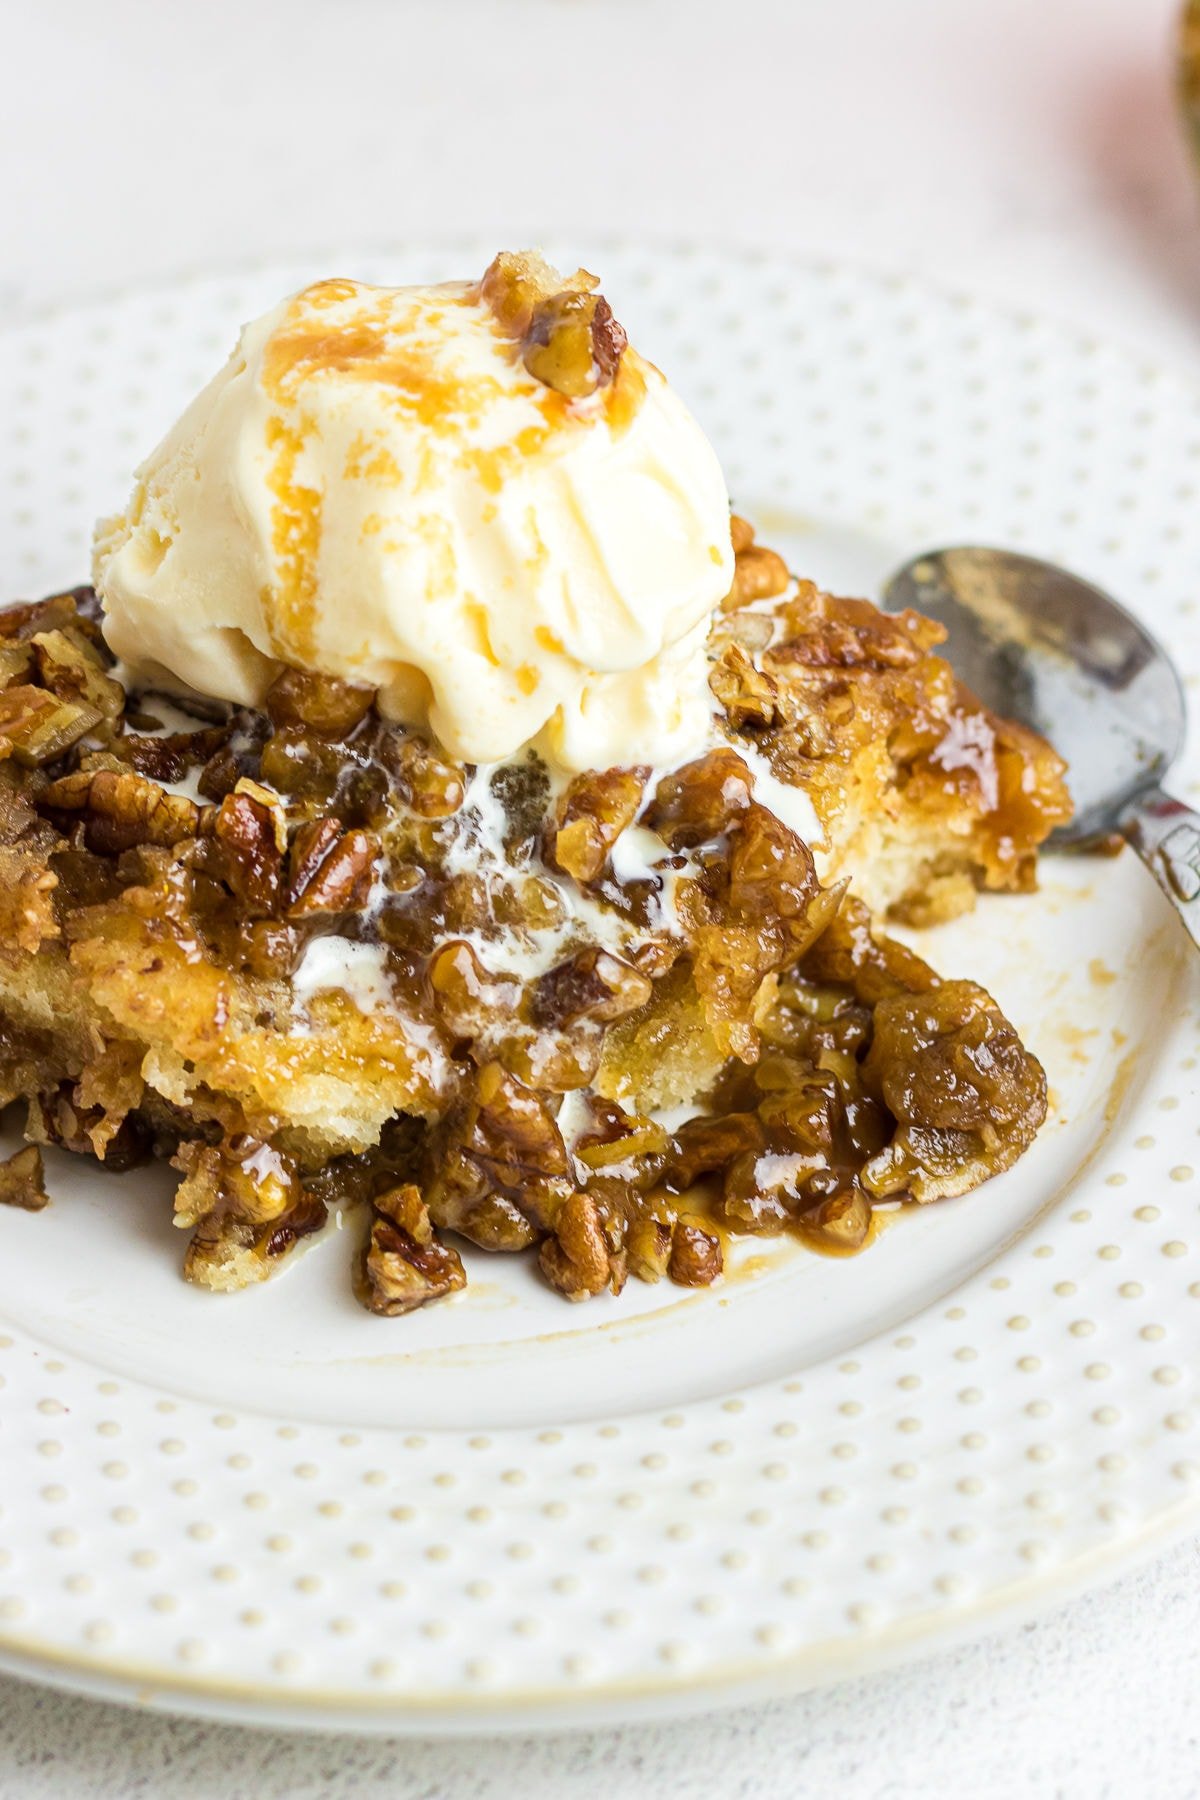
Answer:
1, 0, 1199, 1793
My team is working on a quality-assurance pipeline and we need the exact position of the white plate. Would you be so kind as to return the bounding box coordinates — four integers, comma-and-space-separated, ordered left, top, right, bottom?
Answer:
1, 241, 1199, 1733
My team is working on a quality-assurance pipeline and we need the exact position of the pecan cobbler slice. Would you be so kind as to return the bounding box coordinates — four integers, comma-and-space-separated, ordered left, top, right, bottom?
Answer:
0, 253, 1069, 1313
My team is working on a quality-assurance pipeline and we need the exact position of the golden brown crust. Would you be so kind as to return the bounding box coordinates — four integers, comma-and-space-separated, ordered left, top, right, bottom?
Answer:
715, 518, 1071, 920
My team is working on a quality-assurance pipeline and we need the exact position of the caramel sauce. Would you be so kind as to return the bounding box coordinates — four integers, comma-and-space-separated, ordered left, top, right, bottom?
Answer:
264, 417, 321, 664
262, 288, 508, 434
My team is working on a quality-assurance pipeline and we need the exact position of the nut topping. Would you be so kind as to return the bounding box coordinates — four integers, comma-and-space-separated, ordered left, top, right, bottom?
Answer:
666, 1217, 723, 1287
538, 1191, 612, 1299
215, 788, 283, 916
285, 821, 378, 917
480, 252, 628, 400
41, 766, 201, 851
709, 642, 779, 731
0, 686, 103, 767
549, 766, 648, 883
645, 747, 754, 849
722, 516, 790, 612
531, 947, 653, 1029
0, 566, 1064, 1318
0, 1144, 48, 1211
265, 666, 375, 736
356, 1184, 467, 1316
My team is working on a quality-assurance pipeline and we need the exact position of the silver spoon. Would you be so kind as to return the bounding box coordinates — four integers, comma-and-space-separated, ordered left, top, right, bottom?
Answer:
883, 546, 1200, 950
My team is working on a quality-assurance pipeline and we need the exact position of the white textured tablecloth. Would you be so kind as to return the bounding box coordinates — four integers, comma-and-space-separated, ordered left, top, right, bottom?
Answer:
2, 0, 1199, 1792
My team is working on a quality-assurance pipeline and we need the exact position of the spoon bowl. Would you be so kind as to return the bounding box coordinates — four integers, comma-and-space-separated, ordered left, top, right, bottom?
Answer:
884, 546, 1200, 945
884, 546, 1186, 847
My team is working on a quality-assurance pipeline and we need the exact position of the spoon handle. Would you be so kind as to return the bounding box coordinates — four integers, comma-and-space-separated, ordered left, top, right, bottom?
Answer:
1120, 785, 1200, 951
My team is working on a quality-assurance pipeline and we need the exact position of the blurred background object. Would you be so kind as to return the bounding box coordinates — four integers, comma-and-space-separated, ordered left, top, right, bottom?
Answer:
1181, 0, 1200, 155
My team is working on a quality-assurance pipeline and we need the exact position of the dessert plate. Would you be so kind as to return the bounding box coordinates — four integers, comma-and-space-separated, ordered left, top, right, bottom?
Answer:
1, 241, 1199, 1733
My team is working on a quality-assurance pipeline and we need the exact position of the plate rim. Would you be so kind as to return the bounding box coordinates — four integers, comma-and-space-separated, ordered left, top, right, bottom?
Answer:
2, 238, 1199, 1730
1, 1497, 1197, 1735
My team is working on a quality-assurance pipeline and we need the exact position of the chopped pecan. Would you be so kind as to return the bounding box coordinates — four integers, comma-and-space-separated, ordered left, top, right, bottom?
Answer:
795, 1184, 872, 1252
0, 1144, 48, 1210
32, 627, 124, 725
573, 1103, 669, 1173
645, 748, 753, 849
523, 291, 627, 398
173, 1136, 298, 1230
625, 1215, 673, 1283
0, 643, 34, 687
122, 723, 229, 787
40, 766, 201, 851
712, 610, 775, 658
709, 642, 779, 730
863, 980, 1047, 1134
480, 252, 626, 398
428, 939, 521, 1039
286, 817, 339, 896
425, 1061, 573, 1244
480, 249, 564, 337
531, 947, 652, 1029
235, 918, 300, 979
548, 766, 648, 882
266, 666, 375, 735
30, 1083, 150, 1171
729, 514, 755, 554
723, 543, 790, 612
667, 1217, 723, 1286
728, 804, 819, 922
196, 710, 270, 801
0, 685, 103, 767
260, 1190, 328, 1258
356, 1183, 467, 1315
178, 1141, 325, 1289
382, 732, 466, 819
0, 588, 103, 645
718, 1150, 801, 1232
770, 592, 927, 672
258, 724, 346, 802
215, 788, 283, 915
285, 821, 378, 917
666, 1111, 765, 1189
539, 1191, 612, 1298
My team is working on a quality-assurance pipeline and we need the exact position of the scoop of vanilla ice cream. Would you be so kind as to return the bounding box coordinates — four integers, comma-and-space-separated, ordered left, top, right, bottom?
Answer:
93, 263, 734, 770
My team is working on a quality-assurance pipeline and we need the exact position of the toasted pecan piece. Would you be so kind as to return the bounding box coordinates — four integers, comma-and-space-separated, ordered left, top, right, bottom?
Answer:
0, 685, 103, 767
646, 747, 753, 850
709, 641, 779, 730
531, 946, 653, 1029
723, 544, 790, 611
667, 1216, 723, 1286
428, 939, 521, 1040
285, 821, 378, 917
356, 1184, 467, 1315
32, 627, 124, 726
215, 787, 283, 915
41, 766, 201, 851
425, 1061, 573, 1248
538, 1190, 612, 1299
382, 733, 466, 819
480, 252, 627, 398
0, 1144, 48, 1211
266, 667, 375, 736
549, 766, 648, 883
